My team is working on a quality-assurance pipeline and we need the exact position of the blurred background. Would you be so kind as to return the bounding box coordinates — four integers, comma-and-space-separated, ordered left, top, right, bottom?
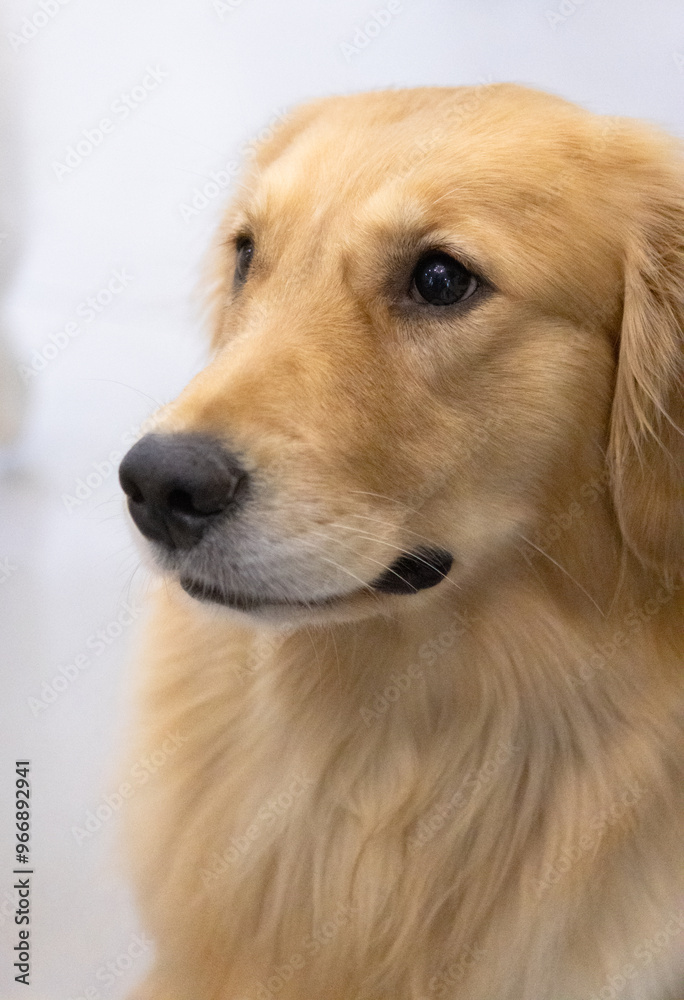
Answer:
0, 0, 682, 996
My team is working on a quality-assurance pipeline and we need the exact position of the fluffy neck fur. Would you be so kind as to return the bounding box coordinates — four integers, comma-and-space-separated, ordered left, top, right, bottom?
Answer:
128, 509, 683, 1000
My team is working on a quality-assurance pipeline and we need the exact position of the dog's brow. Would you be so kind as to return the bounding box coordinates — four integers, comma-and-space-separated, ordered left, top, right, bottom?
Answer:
340, 209, 494, 285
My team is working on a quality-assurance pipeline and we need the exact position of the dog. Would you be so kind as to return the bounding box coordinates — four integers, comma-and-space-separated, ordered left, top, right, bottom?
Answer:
118, 84, 684, 1000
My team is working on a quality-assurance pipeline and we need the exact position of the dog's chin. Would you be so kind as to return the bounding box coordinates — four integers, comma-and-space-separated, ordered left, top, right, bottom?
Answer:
176, 574, 377, 626
179, 575, 353, 613
177, 547, 455, 624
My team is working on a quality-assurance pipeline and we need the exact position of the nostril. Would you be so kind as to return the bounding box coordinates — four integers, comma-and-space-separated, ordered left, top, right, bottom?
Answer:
119, 469, 144, 504
167, 488, 196, 515
126, 482, 144, 504
166, 488, 225, 518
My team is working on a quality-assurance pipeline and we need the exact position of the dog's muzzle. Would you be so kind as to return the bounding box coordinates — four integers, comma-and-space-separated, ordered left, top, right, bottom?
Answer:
119, 432, 453, 608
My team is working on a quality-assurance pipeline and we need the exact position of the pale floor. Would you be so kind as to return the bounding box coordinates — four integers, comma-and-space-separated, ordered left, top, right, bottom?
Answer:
0, 298, 205, 1000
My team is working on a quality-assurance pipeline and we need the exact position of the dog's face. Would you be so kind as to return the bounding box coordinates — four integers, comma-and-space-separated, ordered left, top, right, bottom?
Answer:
120, 85, 684, 624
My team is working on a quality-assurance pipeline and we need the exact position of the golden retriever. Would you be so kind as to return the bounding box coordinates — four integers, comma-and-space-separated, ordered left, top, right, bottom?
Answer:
118, 84, 684, 1000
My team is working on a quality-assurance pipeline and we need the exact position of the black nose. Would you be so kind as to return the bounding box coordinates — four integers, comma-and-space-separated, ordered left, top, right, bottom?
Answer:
119, 433, 247, 550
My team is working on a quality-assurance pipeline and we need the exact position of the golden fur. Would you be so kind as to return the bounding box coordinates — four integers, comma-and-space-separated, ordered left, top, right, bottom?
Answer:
122, 84, 684, 1000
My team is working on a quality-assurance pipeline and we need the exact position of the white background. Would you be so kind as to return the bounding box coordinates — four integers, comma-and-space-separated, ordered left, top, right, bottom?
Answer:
0, 1, 683, 997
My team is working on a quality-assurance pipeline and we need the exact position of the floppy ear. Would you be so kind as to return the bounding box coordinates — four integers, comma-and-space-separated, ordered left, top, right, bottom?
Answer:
608, 145, 684, 577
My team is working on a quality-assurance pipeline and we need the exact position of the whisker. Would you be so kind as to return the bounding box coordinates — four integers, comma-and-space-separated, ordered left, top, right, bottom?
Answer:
305, 527, 460, 593
88, 496, 124, 514
347, 490, 424, 517
294, 536, 382, 598
326, 521, 449, 566
118, 555, 143, 609
80, 378, 165, 411
304, 624, 325, 687
328, 624, 342, 691
517, 533, 605, 617
344, 513, 447, 550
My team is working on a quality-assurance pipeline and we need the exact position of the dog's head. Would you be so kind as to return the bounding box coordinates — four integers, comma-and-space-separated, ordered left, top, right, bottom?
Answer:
120, 85, 684, 623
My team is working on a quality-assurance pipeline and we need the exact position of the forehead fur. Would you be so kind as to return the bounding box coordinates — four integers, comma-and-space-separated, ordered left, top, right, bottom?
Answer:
222, 84, 680, 330
211, 84, 681, 340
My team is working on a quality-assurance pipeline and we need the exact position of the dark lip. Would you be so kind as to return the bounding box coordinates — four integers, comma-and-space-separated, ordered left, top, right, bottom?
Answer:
179, 577, 351, 611
179, 547, 453, 612
370, 547, 453, 594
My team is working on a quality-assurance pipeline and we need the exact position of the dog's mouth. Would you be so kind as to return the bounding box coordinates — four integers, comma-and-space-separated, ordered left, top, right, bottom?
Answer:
179, 577, 344, 611
180, 547, 454, 611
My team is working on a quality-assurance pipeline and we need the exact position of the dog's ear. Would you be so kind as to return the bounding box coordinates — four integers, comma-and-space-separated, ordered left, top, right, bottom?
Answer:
608, 138, 684, 577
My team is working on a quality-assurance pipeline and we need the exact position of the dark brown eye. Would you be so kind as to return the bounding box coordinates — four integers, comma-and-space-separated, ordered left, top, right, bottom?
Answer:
234, 236, 254, 285
410, 251, 478, 305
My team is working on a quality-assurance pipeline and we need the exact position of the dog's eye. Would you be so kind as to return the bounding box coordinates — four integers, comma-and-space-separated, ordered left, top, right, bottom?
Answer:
410, 251, 478, 306
234, 236, 254, 285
